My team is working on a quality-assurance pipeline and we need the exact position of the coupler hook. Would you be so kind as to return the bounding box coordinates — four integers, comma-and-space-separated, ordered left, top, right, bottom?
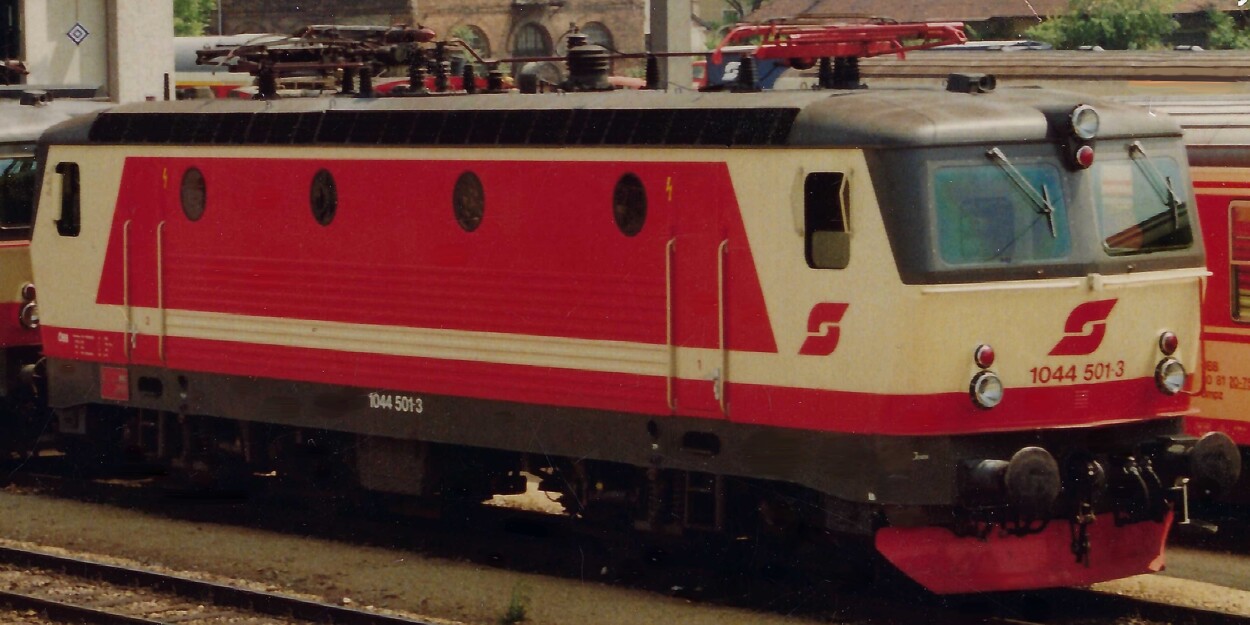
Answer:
1070, 501, 1095, 566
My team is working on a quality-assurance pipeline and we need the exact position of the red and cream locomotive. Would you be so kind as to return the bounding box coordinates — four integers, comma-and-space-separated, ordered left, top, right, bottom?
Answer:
27, 21, 1241, 593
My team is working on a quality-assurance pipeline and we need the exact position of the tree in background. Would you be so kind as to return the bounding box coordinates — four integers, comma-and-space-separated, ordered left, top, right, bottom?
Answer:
174, 0, 216, 36
1025, 0, 1178, 49
1206, 8, 1250, 49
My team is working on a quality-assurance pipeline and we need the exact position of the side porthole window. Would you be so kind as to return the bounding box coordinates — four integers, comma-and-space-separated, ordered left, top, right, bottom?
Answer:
181, 167, 206, 222
1230, 201, 1250, 321
453, 171, 485, 232
804, 172, 848, 269
55, 162, 81, 237
310, 169, 337, 226
613, 173, 646, 237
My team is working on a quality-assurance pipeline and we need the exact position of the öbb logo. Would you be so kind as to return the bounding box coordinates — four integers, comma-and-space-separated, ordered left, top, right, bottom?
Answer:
799, 303, 849, 356
1049, 299, 1118, 356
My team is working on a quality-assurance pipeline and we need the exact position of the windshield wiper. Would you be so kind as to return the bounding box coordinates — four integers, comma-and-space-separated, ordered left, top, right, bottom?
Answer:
986, 147, 1057, 238
1129, 141, 1186, 229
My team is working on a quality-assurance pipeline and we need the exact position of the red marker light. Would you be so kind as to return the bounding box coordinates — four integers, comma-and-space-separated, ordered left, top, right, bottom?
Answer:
1159, 331, 1178, 356
974, 344, 995, 369
1075, 145, 1095, 169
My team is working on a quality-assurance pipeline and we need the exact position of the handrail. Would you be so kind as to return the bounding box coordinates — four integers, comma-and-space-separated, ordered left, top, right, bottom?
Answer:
717, 239, 728, 415
157, 220, 167, 363
122, 220, 132, 359
666, 238, 676, 411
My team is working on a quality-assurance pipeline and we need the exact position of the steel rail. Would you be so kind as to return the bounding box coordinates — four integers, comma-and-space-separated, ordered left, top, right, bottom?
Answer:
0, 544, 437, 625
0, 587, 165, 624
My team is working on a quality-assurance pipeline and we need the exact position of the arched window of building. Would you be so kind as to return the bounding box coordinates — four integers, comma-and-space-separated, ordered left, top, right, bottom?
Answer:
581, 22, 613, 51
452, 25, 491, 58
512, 22, 552, 57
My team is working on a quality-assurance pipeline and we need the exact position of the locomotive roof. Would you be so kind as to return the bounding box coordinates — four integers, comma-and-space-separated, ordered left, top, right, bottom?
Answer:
50, 86, 1179, 150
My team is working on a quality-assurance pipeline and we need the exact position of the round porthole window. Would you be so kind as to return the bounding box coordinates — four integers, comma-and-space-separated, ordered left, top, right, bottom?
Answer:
613, 173, 646, 237
180, 167, 206, 222
453, 171, 485, 232
310, 169, 337, 226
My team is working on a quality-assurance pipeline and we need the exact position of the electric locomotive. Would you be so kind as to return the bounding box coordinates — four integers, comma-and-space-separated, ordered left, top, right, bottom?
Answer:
28, 21, 1241, 593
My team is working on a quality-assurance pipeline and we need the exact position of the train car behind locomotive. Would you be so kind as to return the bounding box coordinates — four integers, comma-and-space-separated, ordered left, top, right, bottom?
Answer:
0, 89, 110, 449
1121, 96, 1250, 501
28, 21, 1242, 594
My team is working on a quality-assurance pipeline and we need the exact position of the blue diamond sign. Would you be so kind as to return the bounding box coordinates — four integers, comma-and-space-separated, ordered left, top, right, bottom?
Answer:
67, 22, 90, 46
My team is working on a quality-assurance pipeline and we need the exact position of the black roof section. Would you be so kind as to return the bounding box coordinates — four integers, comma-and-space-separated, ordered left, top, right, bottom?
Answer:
65, 87, 1181, 150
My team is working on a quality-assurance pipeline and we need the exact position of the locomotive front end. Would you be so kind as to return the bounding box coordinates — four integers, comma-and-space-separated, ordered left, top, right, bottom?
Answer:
836, 89, 1239, 592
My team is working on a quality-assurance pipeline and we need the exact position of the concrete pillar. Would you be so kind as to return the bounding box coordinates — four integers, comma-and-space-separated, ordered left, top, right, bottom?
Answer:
107, 0, 174, 102
648, 0, 692, 90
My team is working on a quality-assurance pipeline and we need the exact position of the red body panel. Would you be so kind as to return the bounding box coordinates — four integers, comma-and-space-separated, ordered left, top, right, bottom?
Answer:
876, 513, 1171, 594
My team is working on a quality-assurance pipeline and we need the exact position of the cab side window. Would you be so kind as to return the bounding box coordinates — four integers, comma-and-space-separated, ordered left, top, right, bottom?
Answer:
0, 156, 37, 240
805, 172, 849, 269
55, 162, 80, 237
1232, 201, 1250, 320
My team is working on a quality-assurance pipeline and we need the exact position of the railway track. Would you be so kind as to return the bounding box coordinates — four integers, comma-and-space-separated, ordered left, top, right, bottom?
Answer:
0, 544, 439, 625
3, 461, 1250, 625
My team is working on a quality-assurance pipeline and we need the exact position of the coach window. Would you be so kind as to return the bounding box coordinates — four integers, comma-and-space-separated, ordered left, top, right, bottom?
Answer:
805, 172, 848, 269
0, 153, 37, 240
1231, 201, 1250, 321
54, 162, 81, 237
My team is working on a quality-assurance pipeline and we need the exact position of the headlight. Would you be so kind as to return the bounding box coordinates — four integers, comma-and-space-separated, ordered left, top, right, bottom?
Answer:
1155, 358, 1185, 395
1071, 104, 1100, 140
971, 371, 1004, 408
18, 302, 38, 330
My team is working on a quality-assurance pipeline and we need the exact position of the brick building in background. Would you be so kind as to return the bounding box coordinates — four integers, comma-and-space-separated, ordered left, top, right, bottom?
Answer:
220, 0, 418, 34
218, 0, 647, 78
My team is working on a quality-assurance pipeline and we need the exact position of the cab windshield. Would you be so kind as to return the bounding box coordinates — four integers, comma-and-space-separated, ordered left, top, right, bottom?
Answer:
933, 159, 1071, 265
1092, 147, 1192, 255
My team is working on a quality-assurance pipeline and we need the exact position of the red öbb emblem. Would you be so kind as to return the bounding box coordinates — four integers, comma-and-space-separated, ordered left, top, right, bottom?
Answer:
799, 303, 849, 356
1049, 299, 1118, 356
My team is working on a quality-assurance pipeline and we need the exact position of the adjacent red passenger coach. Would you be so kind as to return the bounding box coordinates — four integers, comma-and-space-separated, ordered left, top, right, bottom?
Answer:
1118, 96, 1250, 504
28, 21, 1242, 594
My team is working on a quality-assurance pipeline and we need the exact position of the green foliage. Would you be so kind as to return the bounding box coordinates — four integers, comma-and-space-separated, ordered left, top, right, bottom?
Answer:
498, 584, 528, 625
1024, 0, 1179, 50
174, 0, 217, 36
1206, 8, 1250, 49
